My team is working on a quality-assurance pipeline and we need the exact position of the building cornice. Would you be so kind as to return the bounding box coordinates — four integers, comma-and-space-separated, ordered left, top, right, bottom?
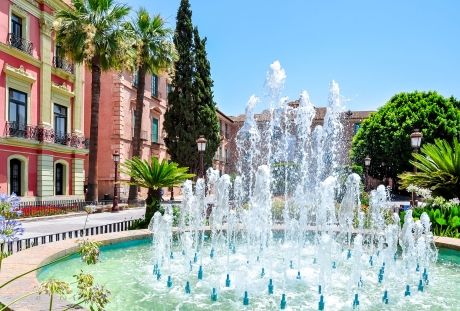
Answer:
4, 64, 37, 84
0, 138, 89, 155
0, 43, 42, 67
51, 82, 75, 98
51, 67, 76, 82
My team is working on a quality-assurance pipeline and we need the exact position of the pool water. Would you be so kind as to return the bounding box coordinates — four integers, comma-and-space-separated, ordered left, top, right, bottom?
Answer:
38, 239, 460, 311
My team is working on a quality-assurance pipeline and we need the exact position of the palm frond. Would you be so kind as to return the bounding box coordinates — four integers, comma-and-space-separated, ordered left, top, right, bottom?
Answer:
399, 138, 460, 198
122, 157, 194, 191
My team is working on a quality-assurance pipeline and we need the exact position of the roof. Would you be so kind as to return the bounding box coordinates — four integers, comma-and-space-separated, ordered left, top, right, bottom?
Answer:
216, 108, 234, 123
230, 107, 374, 123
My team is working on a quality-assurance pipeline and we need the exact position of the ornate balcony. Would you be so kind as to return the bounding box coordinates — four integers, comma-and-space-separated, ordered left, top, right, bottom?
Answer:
7, 33, 33, 55
4, 122, 89, 149
4, 122, 38, 140
52, 56, 74, 74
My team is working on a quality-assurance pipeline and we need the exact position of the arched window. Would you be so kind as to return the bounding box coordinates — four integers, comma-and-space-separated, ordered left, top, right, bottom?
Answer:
55, 163, 64, 195
9, 159, 21, 195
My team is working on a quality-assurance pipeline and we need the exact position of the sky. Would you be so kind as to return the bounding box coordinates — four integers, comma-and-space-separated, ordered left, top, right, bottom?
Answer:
128, 0, 460, 116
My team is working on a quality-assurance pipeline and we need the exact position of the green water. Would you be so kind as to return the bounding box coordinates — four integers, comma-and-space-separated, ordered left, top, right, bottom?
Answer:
38, 239, 460, 311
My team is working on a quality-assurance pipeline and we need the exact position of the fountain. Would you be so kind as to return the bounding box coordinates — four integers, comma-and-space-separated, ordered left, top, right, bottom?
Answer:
39, 61, 458, 310
146, 61, 438, 309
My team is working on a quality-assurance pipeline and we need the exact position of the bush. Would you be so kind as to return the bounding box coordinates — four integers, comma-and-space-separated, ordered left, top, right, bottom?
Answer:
352, 91, 460, 181
401, 197, 460, 238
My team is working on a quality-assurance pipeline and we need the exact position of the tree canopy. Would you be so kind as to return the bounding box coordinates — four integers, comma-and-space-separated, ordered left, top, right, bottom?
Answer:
351, 91, 460, 181
164, 0, 220, 175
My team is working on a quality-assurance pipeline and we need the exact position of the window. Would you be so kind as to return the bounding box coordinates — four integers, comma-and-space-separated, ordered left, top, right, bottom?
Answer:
151, 75, 158, 97
219, 146, 223, 161
353, 123, 361, 135
225, 124, 229, 139
132, 71, 139, 87
54, 104, 67, 143
10, 159, 21, 195
55, 163, 64, 195
9, 88, 27, 132
225, 148, 229, 163
11, 14, 22, 39
151, 118, 159, 143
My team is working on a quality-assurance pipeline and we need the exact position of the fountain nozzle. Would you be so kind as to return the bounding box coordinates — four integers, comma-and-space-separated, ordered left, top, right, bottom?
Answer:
225, 274, 231, 287
268, 279, 274, 294
280, 293, 287, 309
243, 291, 249, 305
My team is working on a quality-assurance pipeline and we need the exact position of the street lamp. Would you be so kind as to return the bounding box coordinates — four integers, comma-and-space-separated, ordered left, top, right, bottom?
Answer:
196, 135, 207, 178
112, 151, 120, 212
410, 129, 423, 207
364, 156, 371, 191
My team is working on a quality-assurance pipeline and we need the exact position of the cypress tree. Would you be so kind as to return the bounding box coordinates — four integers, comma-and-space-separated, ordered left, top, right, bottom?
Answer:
192, 27, 220, 171
164, 0, 220, 174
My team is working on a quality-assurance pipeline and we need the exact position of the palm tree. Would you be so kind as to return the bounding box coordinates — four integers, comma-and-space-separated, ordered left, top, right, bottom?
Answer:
122, 157, 194, 224
55, 0, 131, 201
125, 9, 176, 204
399, 138, 460, 199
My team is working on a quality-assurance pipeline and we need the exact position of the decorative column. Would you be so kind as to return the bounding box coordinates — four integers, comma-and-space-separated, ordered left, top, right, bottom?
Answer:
37, 155, 54, 197
39, 17, 53, 128
72, 158, 85, 196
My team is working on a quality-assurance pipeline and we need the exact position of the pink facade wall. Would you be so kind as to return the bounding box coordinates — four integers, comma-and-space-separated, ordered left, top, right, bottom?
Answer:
0, 0, 87, 199
84, 70, 170, 199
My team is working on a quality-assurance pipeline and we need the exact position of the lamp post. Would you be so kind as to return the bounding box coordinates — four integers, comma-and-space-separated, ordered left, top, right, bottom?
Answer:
364, 156, 371, 191
196, 135, 207, 178
410, 129, 423, 207
112, 151, 120, 212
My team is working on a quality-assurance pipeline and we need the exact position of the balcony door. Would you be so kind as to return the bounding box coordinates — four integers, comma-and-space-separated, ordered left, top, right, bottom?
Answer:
54, 104, 67, 144
8, 89, 27, 136
11, 14, 22, 39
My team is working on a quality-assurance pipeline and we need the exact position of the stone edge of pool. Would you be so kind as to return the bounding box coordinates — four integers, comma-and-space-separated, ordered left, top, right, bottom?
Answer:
0, 232, 459, 311
0, 230, 150, 311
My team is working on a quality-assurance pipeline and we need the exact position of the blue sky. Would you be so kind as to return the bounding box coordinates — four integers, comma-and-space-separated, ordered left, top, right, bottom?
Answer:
128, 0, 460, 116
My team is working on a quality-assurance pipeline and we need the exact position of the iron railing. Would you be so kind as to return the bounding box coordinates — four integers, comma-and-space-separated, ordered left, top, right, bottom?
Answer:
52, 56, 74, 74
18, 198, 144, 218
7, 33, 33, 55
4, 122, 89, 149
1, 218, 143, 255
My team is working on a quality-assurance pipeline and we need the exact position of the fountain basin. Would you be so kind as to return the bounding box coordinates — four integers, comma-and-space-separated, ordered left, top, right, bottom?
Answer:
34, 233, 460, 311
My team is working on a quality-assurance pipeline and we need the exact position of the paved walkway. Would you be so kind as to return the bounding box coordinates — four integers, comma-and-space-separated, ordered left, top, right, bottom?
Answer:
20, 208, 145, 239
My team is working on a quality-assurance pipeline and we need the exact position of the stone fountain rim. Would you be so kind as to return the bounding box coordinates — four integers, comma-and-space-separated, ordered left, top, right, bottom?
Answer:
0, 230, 458, 311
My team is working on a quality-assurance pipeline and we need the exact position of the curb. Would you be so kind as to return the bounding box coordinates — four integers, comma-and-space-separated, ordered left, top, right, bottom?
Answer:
19, 206, 145, 223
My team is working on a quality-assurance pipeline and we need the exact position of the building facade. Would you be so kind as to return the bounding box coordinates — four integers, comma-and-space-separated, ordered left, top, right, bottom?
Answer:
228, 106, 373, 170
84, 70, 170, 199
213, 109, 234, 175
0, 0, 88, 200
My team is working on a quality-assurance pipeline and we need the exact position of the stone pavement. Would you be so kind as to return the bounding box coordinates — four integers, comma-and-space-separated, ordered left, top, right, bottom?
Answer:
20, 208, 145, 239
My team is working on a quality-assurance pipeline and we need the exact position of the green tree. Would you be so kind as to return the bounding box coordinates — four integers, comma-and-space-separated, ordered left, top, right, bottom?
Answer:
164, 0, 220, 174
351, 91, 460, 182
399, 138, 460, 199
56, 0, 130, 201
126, 8, 176, 203
192, 27, 220, 169
122, 157, 194, 225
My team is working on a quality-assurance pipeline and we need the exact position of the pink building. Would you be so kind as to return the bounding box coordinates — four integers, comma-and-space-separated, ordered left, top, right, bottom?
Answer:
84, 70, 170, 199
0, 0, 87, 201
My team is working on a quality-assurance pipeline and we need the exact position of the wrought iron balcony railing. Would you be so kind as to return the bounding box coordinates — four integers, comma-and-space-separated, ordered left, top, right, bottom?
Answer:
7, 33, 33, 55
4, 122, 38, 139
4, 122, 89, 149
52, 56, 74, 74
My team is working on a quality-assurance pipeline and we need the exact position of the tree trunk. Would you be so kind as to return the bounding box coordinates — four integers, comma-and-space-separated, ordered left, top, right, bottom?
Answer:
145, 188, 161, 225
128, 66, 147, 204
86, 57, 101, 202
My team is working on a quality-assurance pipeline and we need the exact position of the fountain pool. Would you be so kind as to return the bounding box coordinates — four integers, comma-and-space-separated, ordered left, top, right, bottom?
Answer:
39, 61, 460, 310
38, 238, 460, 310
